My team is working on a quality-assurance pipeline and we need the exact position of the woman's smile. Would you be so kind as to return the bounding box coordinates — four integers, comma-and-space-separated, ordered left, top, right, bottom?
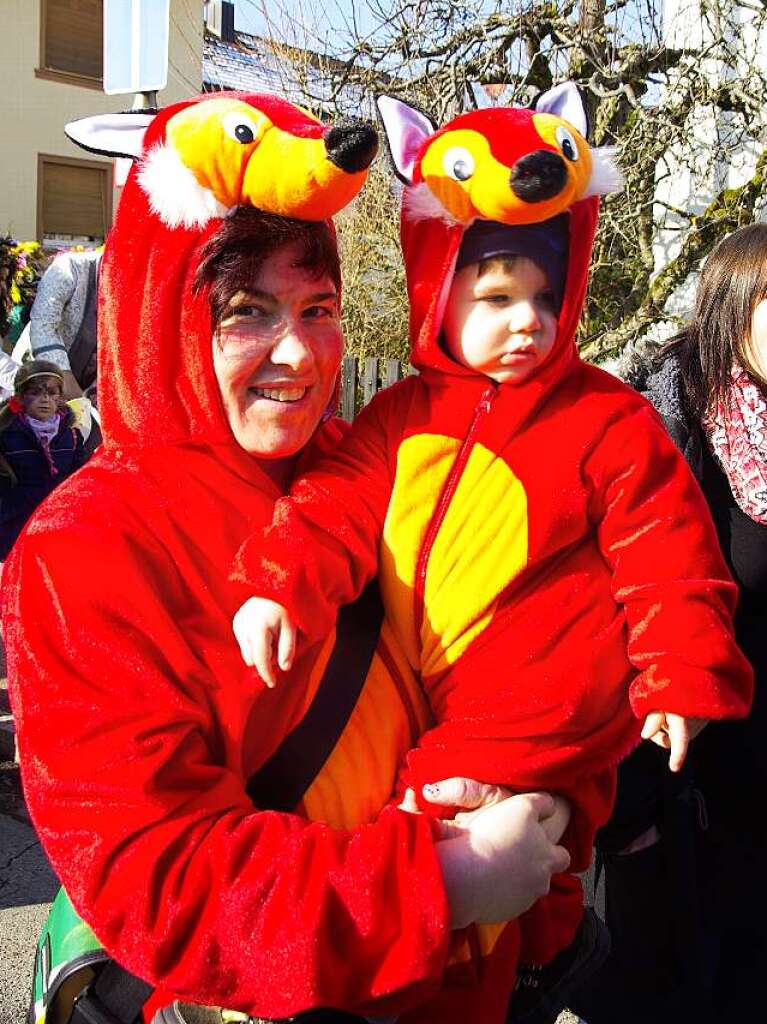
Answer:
249, 386, 309, 402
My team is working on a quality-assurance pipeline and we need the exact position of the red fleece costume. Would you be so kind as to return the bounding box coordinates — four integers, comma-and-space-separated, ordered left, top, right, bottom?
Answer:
3, 94, 461, 1020
233, 123, 754, 1021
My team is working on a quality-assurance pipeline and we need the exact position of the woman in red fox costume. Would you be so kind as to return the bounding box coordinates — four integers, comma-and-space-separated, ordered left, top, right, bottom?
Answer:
232, 85, 754, 1022
5, 92, 575, 1024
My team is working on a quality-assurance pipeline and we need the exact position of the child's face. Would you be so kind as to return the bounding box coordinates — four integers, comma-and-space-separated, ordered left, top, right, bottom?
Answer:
22, 376, 63, 421
442, 256, 558, 385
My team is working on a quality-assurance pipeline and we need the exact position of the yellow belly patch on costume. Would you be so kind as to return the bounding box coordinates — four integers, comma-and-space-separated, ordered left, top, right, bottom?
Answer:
381, 434, 462, 668
382, 434, 528, 677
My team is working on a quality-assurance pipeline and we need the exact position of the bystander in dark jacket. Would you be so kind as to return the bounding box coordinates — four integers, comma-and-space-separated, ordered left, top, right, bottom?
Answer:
0, 361, 85, 560
572, 224, 767, 1024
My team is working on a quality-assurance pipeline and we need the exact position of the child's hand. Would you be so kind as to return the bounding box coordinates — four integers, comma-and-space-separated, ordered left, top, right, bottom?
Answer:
232, 597, 297, 688
641, 711, 707, 772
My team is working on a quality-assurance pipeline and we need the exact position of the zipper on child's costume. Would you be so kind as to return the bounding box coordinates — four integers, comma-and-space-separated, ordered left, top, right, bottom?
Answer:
413, 382, 497, 640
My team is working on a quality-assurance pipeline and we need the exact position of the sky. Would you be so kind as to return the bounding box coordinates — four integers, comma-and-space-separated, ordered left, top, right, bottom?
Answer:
232, 0, 378, 49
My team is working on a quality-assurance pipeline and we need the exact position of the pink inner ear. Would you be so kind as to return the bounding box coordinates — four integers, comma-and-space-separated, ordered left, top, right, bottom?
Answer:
534, 82, 587, 137
377, 96, 434, 183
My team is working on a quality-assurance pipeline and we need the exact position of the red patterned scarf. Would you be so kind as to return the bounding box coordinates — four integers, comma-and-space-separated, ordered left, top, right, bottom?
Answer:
702, 364, 767, 524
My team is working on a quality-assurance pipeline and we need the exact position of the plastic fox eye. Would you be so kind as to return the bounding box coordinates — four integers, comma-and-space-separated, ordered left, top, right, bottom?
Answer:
555, 125, 579, 162
223, 112, 259, 145
442, 147, 475, 181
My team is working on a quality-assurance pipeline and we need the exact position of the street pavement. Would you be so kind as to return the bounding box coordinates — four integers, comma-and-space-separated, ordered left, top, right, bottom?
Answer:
1, 626, 54, 1022
2, 632, 60, 1024
0, 806, 58, 1024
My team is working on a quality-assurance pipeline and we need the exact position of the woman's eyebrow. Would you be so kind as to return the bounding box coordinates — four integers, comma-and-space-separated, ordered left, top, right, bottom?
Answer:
305, 291, 338, 303
234, 289, 272, 303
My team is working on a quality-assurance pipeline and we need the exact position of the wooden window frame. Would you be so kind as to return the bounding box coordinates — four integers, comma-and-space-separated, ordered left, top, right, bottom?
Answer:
37, 153, 113, 246
36, 0, 103, 90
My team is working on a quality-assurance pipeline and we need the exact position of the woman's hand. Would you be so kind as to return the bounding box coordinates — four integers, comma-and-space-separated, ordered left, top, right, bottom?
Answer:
420, 778, 571, 929
413, 776, 570, 844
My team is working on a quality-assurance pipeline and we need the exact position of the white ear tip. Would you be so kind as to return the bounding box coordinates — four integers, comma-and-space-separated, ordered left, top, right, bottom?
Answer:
585, 146, 624, 197
65, 112, 155, 160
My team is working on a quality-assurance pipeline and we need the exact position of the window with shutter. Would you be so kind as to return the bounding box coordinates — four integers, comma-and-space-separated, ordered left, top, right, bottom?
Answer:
38, 0, 103, 87
38, 155, 112, 248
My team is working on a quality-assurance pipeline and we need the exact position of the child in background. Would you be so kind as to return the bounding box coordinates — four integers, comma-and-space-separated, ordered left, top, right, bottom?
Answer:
0, 360, 85, 561
229, 93, 753, 1023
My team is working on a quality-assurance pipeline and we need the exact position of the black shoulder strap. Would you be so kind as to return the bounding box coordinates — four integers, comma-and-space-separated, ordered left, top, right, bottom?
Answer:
246, 580, 384, 811
65, 582, 385, 1024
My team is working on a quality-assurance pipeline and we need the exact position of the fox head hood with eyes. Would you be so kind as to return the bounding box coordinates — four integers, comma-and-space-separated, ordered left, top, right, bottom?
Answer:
377, 83, 621, 404
64, 92, 378, 452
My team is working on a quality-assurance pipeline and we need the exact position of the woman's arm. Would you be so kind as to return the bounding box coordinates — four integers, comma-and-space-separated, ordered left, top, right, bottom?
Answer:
4, 519, 448, 1019
29, 256, 78, 373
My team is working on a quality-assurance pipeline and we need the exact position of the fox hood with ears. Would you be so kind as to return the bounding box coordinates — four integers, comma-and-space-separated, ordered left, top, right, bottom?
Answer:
64, 91, 378, 450
377, 83, 620, 393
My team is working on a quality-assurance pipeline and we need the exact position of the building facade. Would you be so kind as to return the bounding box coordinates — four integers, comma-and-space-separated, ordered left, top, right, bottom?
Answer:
1, 0, 203, 247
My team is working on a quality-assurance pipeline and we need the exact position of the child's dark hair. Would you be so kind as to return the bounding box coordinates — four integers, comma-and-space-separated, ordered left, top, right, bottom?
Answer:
192, 207, 341, 330
475, 254, 524, 279
663, 223, 767, 418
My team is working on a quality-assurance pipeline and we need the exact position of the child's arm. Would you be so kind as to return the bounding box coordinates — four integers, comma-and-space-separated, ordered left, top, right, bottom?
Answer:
231, 385, 405, 643
584, 400, 753, 764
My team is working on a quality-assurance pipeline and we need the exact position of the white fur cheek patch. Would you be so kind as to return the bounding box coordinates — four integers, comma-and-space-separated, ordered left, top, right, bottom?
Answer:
138, 143, 230, 229
583, 146, 623, 198
402, 182, 462, 226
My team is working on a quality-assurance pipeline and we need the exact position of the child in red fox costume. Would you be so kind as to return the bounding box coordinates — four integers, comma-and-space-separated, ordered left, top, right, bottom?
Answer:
231, 84, 753, 1022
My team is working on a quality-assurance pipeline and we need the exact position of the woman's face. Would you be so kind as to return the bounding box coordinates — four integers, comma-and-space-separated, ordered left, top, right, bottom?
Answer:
212, 243, 343, 458
749, 298, 767, 380
22, 375, 63, 421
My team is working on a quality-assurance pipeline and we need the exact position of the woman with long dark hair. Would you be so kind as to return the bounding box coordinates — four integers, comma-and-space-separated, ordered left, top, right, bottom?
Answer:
573, 223, 767, 1023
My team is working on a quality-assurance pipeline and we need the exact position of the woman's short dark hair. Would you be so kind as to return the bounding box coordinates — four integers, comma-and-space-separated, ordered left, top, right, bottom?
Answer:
193, 207, 341, 329
666, 222, 767, 417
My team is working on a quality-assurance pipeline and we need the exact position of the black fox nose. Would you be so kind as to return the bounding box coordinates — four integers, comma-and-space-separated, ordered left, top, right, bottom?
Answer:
510, 150, 567, 202
324, 119, 379, 173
